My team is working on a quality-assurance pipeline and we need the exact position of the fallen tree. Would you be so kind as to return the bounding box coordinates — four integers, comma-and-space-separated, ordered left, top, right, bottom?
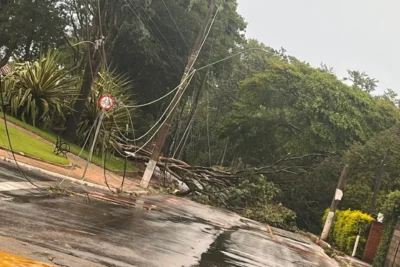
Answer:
118, 144, 326, 194
118, 144, 329, 230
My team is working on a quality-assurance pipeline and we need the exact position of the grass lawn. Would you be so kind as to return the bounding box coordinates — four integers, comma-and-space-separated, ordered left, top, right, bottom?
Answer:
0, 113, 135, 171
0, 120, 70, 165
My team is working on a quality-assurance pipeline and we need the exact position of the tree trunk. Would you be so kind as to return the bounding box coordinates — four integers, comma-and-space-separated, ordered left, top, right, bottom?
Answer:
175, 73, 208, 158
168, 101, 187, 157
23, 30, 35, 61
0, 47, 13, 68
63, 48, 102, 142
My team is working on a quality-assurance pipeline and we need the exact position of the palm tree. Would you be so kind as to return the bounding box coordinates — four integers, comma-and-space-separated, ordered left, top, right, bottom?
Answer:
10, 50, 77, 128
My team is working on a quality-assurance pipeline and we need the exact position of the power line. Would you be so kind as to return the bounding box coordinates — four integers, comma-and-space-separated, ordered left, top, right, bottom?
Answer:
135, 0, 176, 53
114, 70, 196, 142
58, 112, 101, 186
0, 76, 41, 189
123, 0, 181, 72
140, 0, 218, 189
160, 0, 189, 49
196, 5, 221, 69
125, 71, 195, 155
197, 48, 273, 72
123, 85, 179, 108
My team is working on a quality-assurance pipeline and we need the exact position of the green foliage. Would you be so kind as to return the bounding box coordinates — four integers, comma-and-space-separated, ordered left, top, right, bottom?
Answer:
341, 126, 400, 212
213, 55, 400, 231
322, 209, 373, 257
0, 112, 134, 171
0, 116, 69, 165
199, 174, 297, 231
373, 191, 400, 267
8, 50, 77, 128
0, 0, 67, 62
219, 57, 391, 166
345, 70, 378, 93
76, 70, 136, 153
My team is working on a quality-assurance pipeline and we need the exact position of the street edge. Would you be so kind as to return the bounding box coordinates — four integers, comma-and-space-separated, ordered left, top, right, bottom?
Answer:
0, 156, 149, 196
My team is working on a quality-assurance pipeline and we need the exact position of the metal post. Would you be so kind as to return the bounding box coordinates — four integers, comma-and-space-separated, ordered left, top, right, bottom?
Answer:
321, 165, 349, 240
82, 110, 105, 180
352, 230, 361, 257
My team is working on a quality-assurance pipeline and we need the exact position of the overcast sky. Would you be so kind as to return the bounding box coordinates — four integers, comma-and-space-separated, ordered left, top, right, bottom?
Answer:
237, 0, 399, 94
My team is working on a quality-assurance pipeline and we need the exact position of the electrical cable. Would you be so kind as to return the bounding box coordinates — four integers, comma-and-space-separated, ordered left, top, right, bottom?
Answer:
58, 111, 101, 186
135, 0, 175, 54
119, 157, 127, 191
0, 75, 41, 189
123, 85, 180, 108
124, 69, 196, 155
197, 48, 273, 72
102, 132, 115, 193
123, 0, 182, 73
195, 5, 220, 70
173, 13, 218, 158
160, 0, 189, 49
113, 70, 196, 142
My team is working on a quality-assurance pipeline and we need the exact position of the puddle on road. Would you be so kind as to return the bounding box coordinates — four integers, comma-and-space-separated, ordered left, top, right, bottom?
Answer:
196, 230, 238, 267
0, 251, 54, 267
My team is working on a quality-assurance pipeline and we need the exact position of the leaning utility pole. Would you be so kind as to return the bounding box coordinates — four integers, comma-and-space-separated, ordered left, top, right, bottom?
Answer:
140, 0, 217, 188
321, 164, 349, 241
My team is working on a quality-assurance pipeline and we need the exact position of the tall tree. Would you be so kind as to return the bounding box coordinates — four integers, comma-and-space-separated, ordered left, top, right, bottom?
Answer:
345, 69, 378, 93
63, 0, 130, 141
0, 0, 67, 67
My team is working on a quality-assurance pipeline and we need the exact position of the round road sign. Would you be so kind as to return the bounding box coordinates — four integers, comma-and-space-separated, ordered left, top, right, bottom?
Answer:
98, 95, 115, 111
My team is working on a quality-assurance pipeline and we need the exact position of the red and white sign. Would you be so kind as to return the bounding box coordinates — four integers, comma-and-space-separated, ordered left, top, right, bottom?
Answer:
98, 95, 115, 111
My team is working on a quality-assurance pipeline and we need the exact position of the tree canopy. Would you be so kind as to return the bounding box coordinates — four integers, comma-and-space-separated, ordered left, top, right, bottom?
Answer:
1, 0, 400, 232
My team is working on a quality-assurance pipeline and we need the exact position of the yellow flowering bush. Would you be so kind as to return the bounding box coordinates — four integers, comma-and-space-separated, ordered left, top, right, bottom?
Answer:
322, 209, 373, 256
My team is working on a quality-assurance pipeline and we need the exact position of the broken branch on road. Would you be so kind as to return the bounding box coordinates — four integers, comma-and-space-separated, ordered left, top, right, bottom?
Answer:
119, 144, 327, 201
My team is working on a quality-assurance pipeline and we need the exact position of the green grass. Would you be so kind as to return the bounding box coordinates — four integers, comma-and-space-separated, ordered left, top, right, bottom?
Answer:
0, 113, 135, 171
0, 120, 70, 165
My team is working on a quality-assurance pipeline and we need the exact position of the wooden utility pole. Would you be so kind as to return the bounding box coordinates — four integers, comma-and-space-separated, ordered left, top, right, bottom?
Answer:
140, 0, 217, 188
321, 165, 349, 240
369, 149, 391, 214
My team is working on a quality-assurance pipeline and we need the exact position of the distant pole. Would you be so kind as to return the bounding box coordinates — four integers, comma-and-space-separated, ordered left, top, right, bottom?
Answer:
140, 0, 217, 189
369, 149, 391, 214
321, 165, 349, 241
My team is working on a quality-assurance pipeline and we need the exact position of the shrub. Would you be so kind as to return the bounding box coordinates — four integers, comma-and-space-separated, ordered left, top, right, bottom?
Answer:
9, 50, 77, 128
373, 191, 400, 267
322, 209, 373, 257
76, 70, 136, 153
199, 174, 298, 231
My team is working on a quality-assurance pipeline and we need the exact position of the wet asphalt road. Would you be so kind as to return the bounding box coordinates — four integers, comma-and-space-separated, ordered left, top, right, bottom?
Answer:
0, 162, 339, 267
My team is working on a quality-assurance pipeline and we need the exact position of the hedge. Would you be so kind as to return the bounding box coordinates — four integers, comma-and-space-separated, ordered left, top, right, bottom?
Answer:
322, 209, 373, 257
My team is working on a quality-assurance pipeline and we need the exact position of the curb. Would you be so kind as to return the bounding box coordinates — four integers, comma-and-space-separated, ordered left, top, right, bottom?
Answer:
0, 147, 73, 169
0, 156, 149, 196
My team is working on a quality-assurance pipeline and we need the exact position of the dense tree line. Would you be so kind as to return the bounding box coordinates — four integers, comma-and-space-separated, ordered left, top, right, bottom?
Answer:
1, 0, 400, 231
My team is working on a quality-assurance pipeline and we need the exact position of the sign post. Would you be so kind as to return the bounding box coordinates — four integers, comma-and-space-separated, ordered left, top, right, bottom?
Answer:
82, 95, 114, 180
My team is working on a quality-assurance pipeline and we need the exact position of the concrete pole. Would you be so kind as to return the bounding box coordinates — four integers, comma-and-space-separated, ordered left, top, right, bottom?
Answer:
82, 110, 105, 180
140, 0, 217, 189
321, 164, 349, 240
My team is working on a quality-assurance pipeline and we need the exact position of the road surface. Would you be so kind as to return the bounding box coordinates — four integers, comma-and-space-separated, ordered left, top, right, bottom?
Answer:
0, 161, 338, 267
